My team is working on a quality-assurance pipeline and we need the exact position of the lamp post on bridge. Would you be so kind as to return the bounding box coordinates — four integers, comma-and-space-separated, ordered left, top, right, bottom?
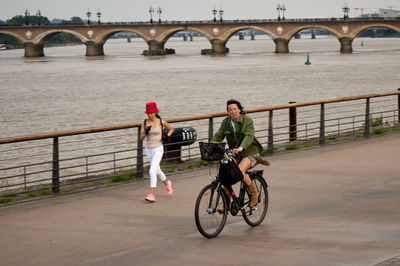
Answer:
36, 10, 41, 25
276, 4, 281, 21
97, 9, 102, 25
212, 6, 217, 22
157, 7, 162, 23
277, 4, 286, 21
86, 9, 92, 25
218, 7, 224, 22
25, 9, 30, 26
149, 6, 154, 23
342, 3, 350, 20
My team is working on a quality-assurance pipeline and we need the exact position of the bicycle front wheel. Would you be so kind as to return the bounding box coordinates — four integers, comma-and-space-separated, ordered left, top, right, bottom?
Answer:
194, 183, 228, 238
242, 175, 269, 226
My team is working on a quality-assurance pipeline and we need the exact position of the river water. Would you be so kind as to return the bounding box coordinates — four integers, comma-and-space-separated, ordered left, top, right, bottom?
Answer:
0, 35, 399, 138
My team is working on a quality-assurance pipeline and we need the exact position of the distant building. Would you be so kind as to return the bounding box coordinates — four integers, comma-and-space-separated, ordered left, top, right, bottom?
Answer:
360, 8, 400, 18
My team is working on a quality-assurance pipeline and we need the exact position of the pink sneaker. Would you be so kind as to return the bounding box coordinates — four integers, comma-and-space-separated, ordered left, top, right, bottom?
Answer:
145, 193, 155, 202
166, 180, 173, 195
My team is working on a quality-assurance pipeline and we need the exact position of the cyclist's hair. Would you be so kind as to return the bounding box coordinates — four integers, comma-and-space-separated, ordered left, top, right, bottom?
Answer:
227, 99, 244, 114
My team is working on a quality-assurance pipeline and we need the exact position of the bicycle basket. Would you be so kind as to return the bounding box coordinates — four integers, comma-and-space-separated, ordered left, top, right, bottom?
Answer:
199, 142, 226, 161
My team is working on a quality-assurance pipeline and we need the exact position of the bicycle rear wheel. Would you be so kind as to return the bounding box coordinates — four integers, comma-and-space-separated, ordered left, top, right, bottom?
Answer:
242, 175, 269, 226
194, 183, 228, 238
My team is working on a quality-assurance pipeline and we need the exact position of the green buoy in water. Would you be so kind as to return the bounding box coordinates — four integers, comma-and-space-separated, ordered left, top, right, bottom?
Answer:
305, 52, 311, 65
361, 40, 364, 46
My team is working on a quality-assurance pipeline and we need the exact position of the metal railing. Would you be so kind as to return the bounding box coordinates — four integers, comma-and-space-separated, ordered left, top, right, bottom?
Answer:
1, 90, 399, 198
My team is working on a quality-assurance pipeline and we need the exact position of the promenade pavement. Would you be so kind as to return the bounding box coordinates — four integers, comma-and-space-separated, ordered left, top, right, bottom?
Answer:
1, 132, 399, 266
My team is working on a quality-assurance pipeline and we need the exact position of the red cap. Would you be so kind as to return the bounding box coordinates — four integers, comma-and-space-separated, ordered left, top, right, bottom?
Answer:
145, 102, 159, 114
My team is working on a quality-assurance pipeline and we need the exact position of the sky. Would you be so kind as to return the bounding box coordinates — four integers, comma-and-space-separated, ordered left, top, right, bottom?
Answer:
1, 0, 400, 22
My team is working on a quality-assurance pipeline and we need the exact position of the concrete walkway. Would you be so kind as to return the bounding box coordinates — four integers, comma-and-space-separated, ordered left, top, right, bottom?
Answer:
1, 133, 400, 266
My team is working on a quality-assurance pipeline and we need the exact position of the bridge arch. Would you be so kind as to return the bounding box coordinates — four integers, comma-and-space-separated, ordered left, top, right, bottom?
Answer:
286, 25, 341, 40
197, 25, 277, 55
220, 25, 276, 42
286, 26, 341, 53
351, 23, 400, 38
33, 29, 88, 44
94, 28, 149, 44
282, 25, 352, 53
24, 29, 88, 57
140, 27, 214, 55
0, 30, 25, 44
157, 27, 213, 43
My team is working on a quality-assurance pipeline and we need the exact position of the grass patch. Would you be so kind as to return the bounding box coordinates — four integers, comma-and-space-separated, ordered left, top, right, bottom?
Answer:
0, 197, 12, 204
285, 142, 301, 151
26, 192, 36, 198
111, 172, 136, 183
372, 128, 385, 135
370, 117, 383, 127
166, 163, 177, 173
40, 189, 50, 196
195, 160, 207, 167
260, 149, 268, 156
303, 142, 313, 148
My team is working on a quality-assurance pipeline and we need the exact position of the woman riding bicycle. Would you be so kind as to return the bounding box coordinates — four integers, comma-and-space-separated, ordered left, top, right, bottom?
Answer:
212, 99, 264, 208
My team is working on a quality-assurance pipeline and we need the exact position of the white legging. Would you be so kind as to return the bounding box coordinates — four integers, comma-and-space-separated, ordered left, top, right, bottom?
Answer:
145, 146, 167, 188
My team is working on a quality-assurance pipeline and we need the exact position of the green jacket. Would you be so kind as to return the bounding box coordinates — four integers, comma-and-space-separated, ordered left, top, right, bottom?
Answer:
212, 114, 263, 161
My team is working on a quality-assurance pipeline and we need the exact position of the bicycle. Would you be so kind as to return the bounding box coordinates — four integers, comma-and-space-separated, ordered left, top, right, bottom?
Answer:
194, 142, 269, 238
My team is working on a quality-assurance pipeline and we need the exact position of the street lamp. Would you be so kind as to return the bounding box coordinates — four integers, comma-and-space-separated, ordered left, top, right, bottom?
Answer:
219, 7, 224, 22
276, 4, 281, 21
281, 4, 286, 20
86, 9, 92, 25
342, 3, 350, 20
277, 4, 286, 21
25, 9, 30, 25
97, 9, 102, 25
212, 6, 217, 22
149, 6, 154, 23
157, 7, 162, 23
36, 10, 41, 25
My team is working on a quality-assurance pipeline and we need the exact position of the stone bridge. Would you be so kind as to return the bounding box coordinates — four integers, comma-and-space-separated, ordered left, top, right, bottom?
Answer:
1, 18, 400, 57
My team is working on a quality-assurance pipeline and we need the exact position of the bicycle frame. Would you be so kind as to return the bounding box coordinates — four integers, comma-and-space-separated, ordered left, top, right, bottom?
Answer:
223, 170, 263, 216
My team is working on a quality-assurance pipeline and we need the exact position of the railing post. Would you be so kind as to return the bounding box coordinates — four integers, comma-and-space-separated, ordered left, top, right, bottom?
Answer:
208, 117, 214, 166
398, 88, 400, 123
208, 117, 214, 142
52, 136, 60, 194
268, 110, 274, 155
86, 156, 88, 178
319, 103, 325, 145
136, 127, 144, 179
24, 166, 27, 192
113, 153, 116, 176
289, 102, 297, 141
365, 98, 370, 138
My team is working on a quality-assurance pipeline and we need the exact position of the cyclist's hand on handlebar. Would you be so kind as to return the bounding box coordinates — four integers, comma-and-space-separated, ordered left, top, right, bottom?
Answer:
232, 147, 243, 155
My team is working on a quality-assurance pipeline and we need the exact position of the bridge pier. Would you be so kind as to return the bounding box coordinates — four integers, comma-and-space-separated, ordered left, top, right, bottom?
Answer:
143, 40, 175, 56
201, 40, 229, 55
24, 43, 44, 57
339, 37, 353, 53
211, 40, 229, 54
85, 41, 104, 56
274, 38, 289, 53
